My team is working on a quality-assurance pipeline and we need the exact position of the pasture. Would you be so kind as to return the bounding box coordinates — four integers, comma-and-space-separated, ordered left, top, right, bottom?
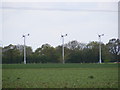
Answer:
2, 63, 119, 88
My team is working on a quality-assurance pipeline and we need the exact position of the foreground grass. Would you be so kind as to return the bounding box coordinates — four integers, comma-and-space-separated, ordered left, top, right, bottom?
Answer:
2, 63, 119, 88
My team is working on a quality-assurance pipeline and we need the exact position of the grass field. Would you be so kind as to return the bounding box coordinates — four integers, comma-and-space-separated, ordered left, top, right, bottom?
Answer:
2, 63, 119, 88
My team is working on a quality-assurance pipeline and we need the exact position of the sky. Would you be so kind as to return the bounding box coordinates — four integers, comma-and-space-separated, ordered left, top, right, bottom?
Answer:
0, 0, 119, 51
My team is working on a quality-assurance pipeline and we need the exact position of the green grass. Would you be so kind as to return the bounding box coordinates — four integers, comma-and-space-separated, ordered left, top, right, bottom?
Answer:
2, 63, 118, 69
2, 63, 119, 88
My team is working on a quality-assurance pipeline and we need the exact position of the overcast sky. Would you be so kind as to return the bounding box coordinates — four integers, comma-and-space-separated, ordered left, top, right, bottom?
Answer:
0, 0, 118, 51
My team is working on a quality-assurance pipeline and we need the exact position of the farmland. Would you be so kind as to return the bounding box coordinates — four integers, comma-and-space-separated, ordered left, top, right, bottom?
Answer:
2, 63, 119, 88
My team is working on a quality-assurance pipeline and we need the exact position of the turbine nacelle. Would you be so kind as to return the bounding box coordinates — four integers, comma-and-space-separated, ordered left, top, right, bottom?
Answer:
22, 34, 30, 38
61, 34, 67, 37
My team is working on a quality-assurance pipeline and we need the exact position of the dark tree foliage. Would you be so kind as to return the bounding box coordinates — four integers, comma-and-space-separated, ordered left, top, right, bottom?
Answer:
2, 44, 22, 64
106, 38, 120, 62
2, 38, 119, 64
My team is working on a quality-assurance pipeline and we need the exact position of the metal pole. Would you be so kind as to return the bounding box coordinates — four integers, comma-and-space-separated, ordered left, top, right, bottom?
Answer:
99, 36, 102, 64
23, 34, 29, 64
98, 34, 104, 64
24, 36, 26, 64
61, 34, 67, 64
62, 36, 65, 64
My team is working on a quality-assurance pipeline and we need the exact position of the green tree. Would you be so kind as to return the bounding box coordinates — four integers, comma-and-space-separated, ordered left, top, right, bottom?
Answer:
2, 44, 22, 64
106, 38, 120, 62
2, 44, 33, 64
65, 40, 86, 50
35, 44, 59, 63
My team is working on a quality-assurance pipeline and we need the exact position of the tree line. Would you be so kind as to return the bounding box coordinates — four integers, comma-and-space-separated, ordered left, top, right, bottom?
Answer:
2, 38, 120, 64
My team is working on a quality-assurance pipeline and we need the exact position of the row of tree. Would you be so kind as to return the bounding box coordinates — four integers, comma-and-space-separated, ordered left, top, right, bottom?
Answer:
2, 38, 120, 64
